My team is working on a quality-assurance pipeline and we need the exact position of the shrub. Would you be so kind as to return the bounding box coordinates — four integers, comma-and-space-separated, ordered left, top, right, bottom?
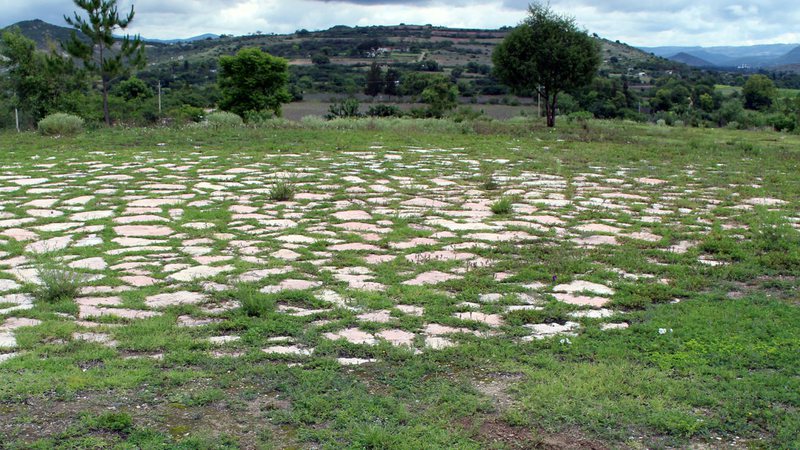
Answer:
83, 412, 134, 433
269, 181, 295, 201
326, 98, 361, 119
491, 197, 514, 215
32, 258, 82, 302
37, 113, 84, 136
366, 104, 403, 118
168, 105, 205, 124
205, 111, 243, 128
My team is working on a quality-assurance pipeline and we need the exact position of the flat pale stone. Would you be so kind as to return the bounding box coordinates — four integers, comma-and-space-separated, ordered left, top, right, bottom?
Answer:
405, 251, 474, 264
323, 328, 376, 345
389, 238, 438, 250
208, 335, 240, 345
403, 271, 461, 286
377, 329, 415, 346
552, 293, 610, 308
635, 177, 667, 185
79, 305, 162, 320
396, 305, 424, 316
11, 177, 47, 186
72, 332, 117, 346
401, 197, 449, 208
25, 236, 72, 254
276, 234, 317, 244
357, 310, 393, 323
177, 316, 222, 327
71, 210, 114, 221
328, 243, 381, 252
744, 197, 786, 206
668, 240, 696, 254
572, 235, 619, 247
453, 311, 504, 327
338, 357, 377, 366
464, 231, 534, 242
237, 268, 288, 283
260, 279, 321, 293
575, 223, 622, 234
167, 265, 234, 282
114, 225, 174, 237
425, 336, 455, 349
145, 291, 207, 308
262, 345, 313, 356
184, 222, 214, 230
64, 196, 94, 205
523, 321, 580, 340
601, 322, 629, 330
26, 209, 63, 218
0, 353, 19, 363
364, 254, 395, 264
272, 249, 302, 261
68, 257, 107, 271
0, 317, 42, 331
553, 280, 615, 296
1, 228, 38, 241
75, 296, 122, 306
626, 231, 661, 242
0, 279, 21, 292
332, 210, 372, 221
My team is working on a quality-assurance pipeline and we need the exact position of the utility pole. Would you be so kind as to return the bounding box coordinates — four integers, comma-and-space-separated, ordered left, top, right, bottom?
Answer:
158, 80, 162, 116
15, 108, 19, 133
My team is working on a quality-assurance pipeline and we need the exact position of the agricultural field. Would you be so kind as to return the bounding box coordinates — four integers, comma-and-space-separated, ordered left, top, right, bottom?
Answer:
0, 120, 798, 449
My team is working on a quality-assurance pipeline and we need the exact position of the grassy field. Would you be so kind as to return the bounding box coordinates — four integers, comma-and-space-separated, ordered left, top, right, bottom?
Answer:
0, 118, 798, 449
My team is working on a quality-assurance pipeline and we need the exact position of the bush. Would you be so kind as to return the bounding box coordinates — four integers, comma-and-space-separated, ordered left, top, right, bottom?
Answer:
205, 111, 243, 128
491, 197, 514, 215
32, 258, 82, 302
269, 181, 295, 201
326, 98, 361, 119
168, 105, 205, 124
366, 104, 403, 118
37, 113, 84, 136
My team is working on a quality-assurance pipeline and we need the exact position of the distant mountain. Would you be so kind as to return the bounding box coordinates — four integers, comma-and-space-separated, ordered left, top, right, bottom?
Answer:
140, 34, 220, 44
775, 46, 800, 66
640, 43, 800, 68
669, 52, 715, 67
1, 19, 87, 48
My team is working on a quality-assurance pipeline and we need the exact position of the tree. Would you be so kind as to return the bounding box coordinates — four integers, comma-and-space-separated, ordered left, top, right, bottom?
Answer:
743, 74, 776, 111
1, 29, 82, 126
421, 76, 458, 117
384, 68, 400, 96
492, 3, 600, 127
364, 62, 384, 97
64, 0, 146, 126
218, 48, 292, 118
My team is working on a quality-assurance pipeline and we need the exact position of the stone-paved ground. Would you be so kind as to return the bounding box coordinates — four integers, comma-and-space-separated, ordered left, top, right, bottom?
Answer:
0, 146, 795, 365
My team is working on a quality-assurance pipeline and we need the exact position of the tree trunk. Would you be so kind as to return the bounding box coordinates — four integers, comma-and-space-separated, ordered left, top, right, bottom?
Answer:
102, 76, 111, 126
544, 91, 557, 128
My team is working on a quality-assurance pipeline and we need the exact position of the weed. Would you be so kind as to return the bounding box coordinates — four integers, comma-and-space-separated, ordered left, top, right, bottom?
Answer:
491, 197, 513, 215
269, 181, 295, 202
30, 258, 82, 303
38, 113, 84, 136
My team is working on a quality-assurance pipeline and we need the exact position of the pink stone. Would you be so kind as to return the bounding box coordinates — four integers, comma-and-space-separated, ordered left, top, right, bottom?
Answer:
357, 310, 393, 323
260, 279, 321, 293
323, 328, 376, 345
377, 329, 416, 346
145, 291, 206, 308
332, 210, 372, 221
114, 225, 174, 237
453, 312, 504, 327
329, 243, 381, 252
403, 271, 461, 286
552, 293, 610, 308
121, 275, 158, 287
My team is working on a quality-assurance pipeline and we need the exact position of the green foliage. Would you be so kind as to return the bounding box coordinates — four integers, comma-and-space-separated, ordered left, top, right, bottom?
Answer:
743, 74, 776, 111
364, 62, 385, 96
30, 256, 83, 302
168, 104, 205, 124
491, 197, 514, 215
82, 412, 134, 433
37, 113, 85, 136
63, 0, 146, 126
0, 29, 83, 127
218, 47, 292, 118
269, 181, 295, 201
367, 104, 403, 117
326, 98, 362, 119
112, 76, 153, 101
205, 111, 243, 128
493, 2, 601, 127
421, 76, 459, 118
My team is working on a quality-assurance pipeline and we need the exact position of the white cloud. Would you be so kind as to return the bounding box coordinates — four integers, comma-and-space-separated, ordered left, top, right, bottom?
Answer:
0, 0, 798, 46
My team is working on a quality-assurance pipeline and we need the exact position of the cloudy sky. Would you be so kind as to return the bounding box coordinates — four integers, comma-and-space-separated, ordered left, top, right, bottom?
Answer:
1, 0, 798, 47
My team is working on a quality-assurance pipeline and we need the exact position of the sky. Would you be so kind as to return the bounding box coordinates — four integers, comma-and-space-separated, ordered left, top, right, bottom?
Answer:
1, 0, 798, 47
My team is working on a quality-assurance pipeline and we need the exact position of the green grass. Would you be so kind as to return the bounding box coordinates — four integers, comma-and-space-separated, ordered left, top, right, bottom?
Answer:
0, 118, 799, 448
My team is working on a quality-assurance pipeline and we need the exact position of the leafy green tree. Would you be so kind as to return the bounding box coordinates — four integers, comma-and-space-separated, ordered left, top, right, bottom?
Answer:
64, 0, 146, 126
0, 29, 82, 127
384, 68, 400, 96
743, 74, 776, 110
113, 76, 153, 101
218, 48, 292, 118
364, 62, 384, 97
493, 2, 600, 127
421, 76, 458, 118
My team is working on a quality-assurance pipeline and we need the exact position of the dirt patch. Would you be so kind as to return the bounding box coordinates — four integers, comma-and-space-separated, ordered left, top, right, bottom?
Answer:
473, 371, 524, 410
